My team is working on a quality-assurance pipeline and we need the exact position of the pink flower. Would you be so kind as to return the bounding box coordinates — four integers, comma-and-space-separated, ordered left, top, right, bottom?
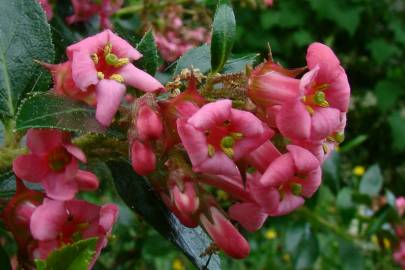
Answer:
168, 176, 200, 216
200, 207, 250, 259
394, 241, 405, 269
250, 145, 322, 216
397, 197, 405, 217
130, 140, 156, 176
66, 30, 164, 126
13, 129, 99, 201
177, 99, 271, 179
276, 43, 350, 140
264, 0, 274, 6
67, 0, 123, 29
30, 198, 119, 267
38, 0, 53, 20
136, 103, 163, 141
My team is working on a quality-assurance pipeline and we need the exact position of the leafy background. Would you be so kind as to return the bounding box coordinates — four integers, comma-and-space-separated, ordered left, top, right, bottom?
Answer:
1, 0, 405, 269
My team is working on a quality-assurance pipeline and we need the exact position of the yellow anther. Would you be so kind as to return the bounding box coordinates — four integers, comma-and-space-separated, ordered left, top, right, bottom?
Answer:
104, 42, 112, 56
230, 132, 243, 140
222, 147, 234, 158
91, 53, 99, 64
335, 132, 345, 143
322, 143, 329, 154
97, 72, 105, 80
113, 57, 130, 68
305, 105, 315, 115
314, 83, 329, 92
110, 74, 124, 83
208, 144, 215, 157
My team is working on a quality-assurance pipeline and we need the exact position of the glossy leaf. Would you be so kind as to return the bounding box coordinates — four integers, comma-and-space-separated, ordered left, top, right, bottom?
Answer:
0, 0, 54, 118
35, 237, 97, 270
15, 93, 106, 133
222, 54, 259, 74
339, 239, 364, 270
108, 160, 221, 270
211, 0, 236, 73
359, 165, 383, 196
136, 30, 159, 75
174, 44, 211, 75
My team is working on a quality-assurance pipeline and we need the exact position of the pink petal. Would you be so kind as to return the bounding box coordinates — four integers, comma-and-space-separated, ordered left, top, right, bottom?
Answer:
30, 199, 67, 241
299, 66, 319, 96
172, 181, 199, 214
95, 79, 126, 126
326, 67, 351, 112
71, 50, 99, 90
310, 107, 341, 140
287, 145, 320, 173
249, 184, 280, 215
306, 42, 340, 80
245, 141, 281, 173
13, 154, 48, 183
273, 192, 305, 216
260, 153, 295, 187
197, 152, 241, 179
276, 100, 311, 140
63, 143, 87, 163
296, 167, 322, 198
131, 140, 156, 175
106, 30, 142, 60
37, 240, 59, 260
75, 170, 99, 190
229, 109, 264, 137
187, 99, 232, 130
67, 30, 109, 59
176, 119, 208, 167
228, 202, 267, 232
42, 172, 78, 201
64, 158, 79, 181
26, 129, 64, 154
65, 199, 100, 223
99, 204, 119, 233
119, 64, 164, 92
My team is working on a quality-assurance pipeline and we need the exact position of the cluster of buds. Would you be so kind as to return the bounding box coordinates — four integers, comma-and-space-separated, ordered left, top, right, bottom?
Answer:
37, 0, 122, 29
394, 197, 405, 269
34, 29, 350, 260
3, 129, 119, 268
154, 5, 211, 62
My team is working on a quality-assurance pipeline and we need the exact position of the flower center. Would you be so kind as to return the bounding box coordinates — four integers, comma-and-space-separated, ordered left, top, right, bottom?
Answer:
205, 120, 243, 159
48, 148, 72, 171
302, 83, 330, 115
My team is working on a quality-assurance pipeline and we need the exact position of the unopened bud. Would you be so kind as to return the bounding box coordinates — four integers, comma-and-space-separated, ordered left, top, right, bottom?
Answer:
131, 140, 156, 176
136, 104, 163, 141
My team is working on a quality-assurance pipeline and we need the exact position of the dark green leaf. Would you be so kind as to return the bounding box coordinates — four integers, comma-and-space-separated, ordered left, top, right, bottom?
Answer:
339, 239, 364, 270
210, 0, 236, 73
284, 222, 305, 254
388, 111, 405, 151
222, 54, 259, 74
322, 151, 340, 193
294, 227, 319, 270
339, 134, 367, 152
108, 160, 221, 270
35, 237, 97, 270
0, 0, 54, 117
374, 81, 402, 111
15, 93, 106, 133
359, 165, 383, 196
0, 171, 15, 199
136, 30, 159, 75
0, 244, 11, 270
174, 45, 211, 76
336, 188, 354, 210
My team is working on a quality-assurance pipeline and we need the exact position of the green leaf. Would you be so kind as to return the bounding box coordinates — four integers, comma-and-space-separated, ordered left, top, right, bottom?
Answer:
174, 44, 211, 76
359, 164, 383, 196
336, 187, 354, 210
16, 93, 106, 133
0, 244, 11, 270
322, 151, 340, 193
368, 39, 400, 65
108, 160, 221, 270
210, 0, 236, 73
222, 54, 259, 74
374, 80, 402, 111
339, 239, 364, 270
388, 111, 405, 151
0, 171, 16, 199
0, 0, 54, 118
35, 237, 97, 270
136, 30, 159, 75
294, 227, 319, 270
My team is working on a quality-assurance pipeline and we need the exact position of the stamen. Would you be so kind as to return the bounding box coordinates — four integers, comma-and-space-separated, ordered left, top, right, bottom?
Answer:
105, 53, 119, 65
97, 72, 105, 80
322, 143, 329, 154
208, 144, 215, 157
314, 91, 329, 107
230, 132, 243, 140
220, 136, 235, 149
91, 53, 99, 64
291, 183, 303, 196
305, 105, 315, 115
222, 147, 234, 159
335, 132, 345, 143
104, 42, 112, 56
110, 74, 124, 83
314, 83, 329, 92
113, 58, 130, 68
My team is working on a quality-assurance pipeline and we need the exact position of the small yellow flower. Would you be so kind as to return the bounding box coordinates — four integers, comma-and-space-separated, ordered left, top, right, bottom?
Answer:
264, 229, 277, 240
282, 253, 291, 262
353, 166, 365, 176
383, 238, 391, 249
217, 190, 229, 201
172, 258, 185, 270
371, 235, 378, 245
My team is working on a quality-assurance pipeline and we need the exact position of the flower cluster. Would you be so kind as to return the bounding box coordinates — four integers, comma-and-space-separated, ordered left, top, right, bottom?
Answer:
154, 5, 211, 62
394, 197, 405, 269
4, 129, 119, 268
128, 42, 350, 258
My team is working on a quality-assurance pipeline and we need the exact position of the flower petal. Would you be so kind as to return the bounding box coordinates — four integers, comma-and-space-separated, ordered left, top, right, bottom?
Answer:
71, 50, 99, 90
13, 154, 48, 183
95, 79, 126, 126
188, 99, 232, 130
26, 129, 64, 154
42, 172, 78, 201
119, 64, 164, 92
260, 153, 295, 188
326, 67, 351, 112
310, 107, 341, 140
273, 192, 305, 216
63, 144, 87, 163
306, 42, 340, 80
228, 202, 267, 232
276, 100, 311, 140
296, 167, 322, 198
245, 141, 281, 173
106, 30, 142, 60
197, 152, 241, 179
75, 170, 99, 190
287, 145, 320, 173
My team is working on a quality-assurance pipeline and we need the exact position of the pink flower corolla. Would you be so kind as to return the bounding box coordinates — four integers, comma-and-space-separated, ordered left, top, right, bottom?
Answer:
169, 176, 200, 217
397, 197, 405, 217
250, 145, 322, 216
66, 30, 164, 126
177, 99, 271, 179
38, 0, 53, 20
276, 42, 350, 140
30, 199, 118, 267
13, 129, 99, 201
136, 103, 163, 141
131, 140, 156, 176
264, 0, 274, 7
394, 241, 405, 269
200, 207, 250, 259
67, 0, 123, 29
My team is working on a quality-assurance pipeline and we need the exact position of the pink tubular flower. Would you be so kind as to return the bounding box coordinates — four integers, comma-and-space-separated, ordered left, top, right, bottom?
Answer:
395, 241, 405, 269
200, 207, 250, 259
66, 30, 164, 126
38, 0, 53, 20
250, 145, 321, 216
169, 177, 200, 216
13, 129, 99, 201
131, 140, 156, 176
397, 197, 405, 217
177, 99, 271, 179
29, 199, 119, 266
136, 103, 163, 141
276, 42, 350, 140
67, 0, 123, 29
264, 0, 274, 6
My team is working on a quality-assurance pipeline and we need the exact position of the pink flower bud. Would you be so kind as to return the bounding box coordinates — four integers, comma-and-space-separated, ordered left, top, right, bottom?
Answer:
200, 207, 250, 259
397, 197, 405, 217
170, 179, 200, 215
136, 104, 163, 141
131, 140, 156, 175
